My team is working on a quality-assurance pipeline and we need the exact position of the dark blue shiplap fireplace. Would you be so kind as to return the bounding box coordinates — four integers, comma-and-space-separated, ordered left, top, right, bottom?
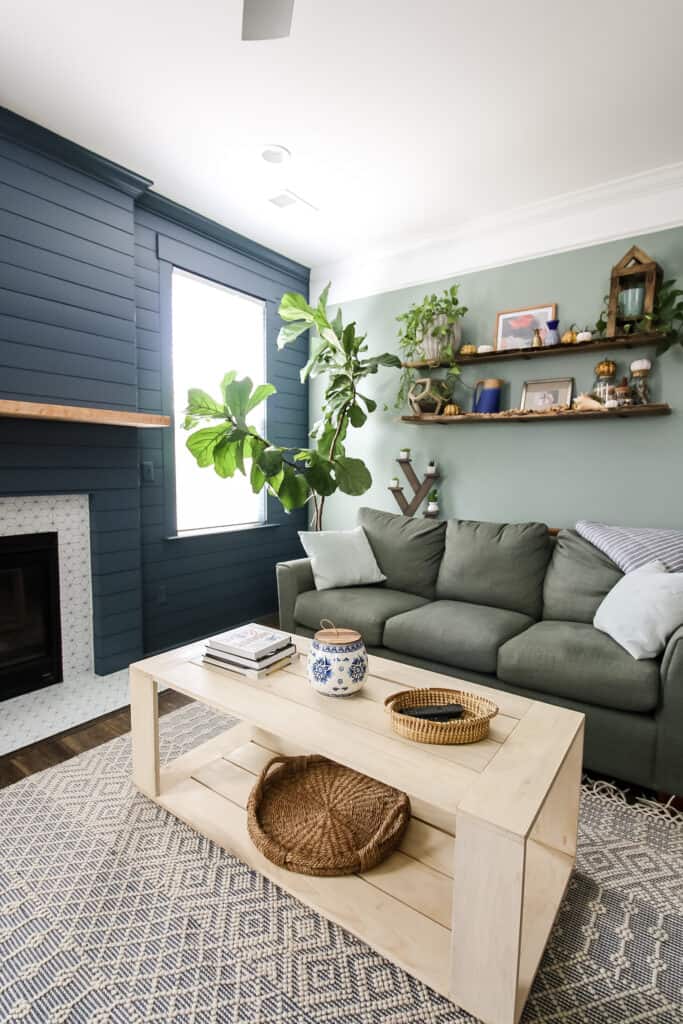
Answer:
0, 107, 309, 674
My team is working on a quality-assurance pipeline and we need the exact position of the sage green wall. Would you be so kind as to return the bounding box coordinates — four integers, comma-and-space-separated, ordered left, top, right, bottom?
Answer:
311, 227, 683, 530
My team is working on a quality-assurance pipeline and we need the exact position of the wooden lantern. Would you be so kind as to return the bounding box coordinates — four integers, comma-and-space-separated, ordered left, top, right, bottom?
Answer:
606, 245, 661, 337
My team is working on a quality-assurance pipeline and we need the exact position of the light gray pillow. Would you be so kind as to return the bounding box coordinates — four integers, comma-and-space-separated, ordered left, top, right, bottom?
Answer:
299, 527, 386, 591
594, 561, 683, 659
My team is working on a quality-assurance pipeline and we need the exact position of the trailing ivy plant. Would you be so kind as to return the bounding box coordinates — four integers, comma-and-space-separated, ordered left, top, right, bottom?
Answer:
183, 284, 401, 530
640, 279, 683, 353
393, 283, 467, 409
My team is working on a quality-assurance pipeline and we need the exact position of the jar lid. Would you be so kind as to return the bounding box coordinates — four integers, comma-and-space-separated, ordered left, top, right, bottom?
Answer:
314, 621, 362, 645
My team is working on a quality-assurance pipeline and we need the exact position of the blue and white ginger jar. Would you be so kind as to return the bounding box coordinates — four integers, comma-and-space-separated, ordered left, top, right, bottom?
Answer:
308, 626, 367, 697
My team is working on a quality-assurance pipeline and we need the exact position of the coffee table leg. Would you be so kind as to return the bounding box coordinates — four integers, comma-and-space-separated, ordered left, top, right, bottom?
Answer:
130, 667, 160, 798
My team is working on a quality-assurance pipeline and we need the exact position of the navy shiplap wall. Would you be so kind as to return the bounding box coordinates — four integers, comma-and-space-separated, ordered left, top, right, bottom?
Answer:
133, 203, 309, 654
0, 133, 143, 672
0, 112, 309, 672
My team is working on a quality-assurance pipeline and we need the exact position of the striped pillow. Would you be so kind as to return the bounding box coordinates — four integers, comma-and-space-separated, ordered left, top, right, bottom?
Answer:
576, 521, 683, 575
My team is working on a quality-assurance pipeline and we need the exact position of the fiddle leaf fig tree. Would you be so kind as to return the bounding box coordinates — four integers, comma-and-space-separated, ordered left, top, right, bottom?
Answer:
183, 284, 400, 529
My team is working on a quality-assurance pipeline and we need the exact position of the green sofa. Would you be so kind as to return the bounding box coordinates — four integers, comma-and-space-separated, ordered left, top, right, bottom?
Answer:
277, 507, 683, 794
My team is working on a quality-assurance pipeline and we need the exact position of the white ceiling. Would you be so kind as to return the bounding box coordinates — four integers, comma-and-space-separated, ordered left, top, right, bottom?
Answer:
2, 0, 683, 289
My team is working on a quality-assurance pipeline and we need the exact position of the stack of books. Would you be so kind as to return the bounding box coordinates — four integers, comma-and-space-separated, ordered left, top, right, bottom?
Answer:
203, 624, 296, 679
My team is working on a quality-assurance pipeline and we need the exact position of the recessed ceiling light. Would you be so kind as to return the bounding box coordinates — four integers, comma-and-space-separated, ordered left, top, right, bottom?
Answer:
261, 144, 291, 165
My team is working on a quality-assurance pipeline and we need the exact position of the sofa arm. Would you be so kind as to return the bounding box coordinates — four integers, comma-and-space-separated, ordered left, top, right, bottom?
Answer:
276, 558, 315, 633
655, 625, 683, 793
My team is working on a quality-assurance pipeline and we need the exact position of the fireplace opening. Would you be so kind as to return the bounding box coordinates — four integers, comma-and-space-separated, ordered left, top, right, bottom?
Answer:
0, 532, 62, 700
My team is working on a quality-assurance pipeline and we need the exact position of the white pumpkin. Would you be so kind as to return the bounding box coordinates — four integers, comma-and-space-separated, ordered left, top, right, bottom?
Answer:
576, 329, 593, 343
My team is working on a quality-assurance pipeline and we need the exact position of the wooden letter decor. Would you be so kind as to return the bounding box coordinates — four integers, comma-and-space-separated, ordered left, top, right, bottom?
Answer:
389, 459, 439, 517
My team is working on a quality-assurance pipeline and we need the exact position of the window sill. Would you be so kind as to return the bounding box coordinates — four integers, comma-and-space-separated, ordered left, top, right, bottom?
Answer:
164, 522, 280, 542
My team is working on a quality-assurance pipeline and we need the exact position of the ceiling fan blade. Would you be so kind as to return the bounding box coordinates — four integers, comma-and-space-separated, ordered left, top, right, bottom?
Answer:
242, 0, 294, 40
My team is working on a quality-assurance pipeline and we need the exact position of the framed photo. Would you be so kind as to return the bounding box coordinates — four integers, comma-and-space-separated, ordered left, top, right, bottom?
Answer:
495, 304, 557, 351
521, 377, 573, 412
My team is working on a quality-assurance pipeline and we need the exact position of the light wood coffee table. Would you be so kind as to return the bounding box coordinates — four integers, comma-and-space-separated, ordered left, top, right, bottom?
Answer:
130, 635, 583, 1024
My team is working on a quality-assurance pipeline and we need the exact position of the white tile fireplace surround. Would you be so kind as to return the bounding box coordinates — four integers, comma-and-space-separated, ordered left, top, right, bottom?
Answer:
0, 495, 131, 756
0, 494, 94, 674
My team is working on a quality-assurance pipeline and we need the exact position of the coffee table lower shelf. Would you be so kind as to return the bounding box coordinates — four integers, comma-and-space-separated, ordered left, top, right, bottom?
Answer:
156, 726, 455, 997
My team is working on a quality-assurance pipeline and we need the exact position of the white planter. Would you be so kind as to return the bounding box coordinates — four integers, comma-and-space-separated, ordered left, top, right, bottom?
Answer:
421, 316, 462, 361
427, 501, 439, 514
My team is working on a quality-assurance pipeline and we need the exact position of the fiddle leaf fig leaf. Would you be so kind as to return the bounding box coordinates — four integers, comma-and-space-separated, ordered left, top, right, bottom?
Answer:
246, 383, 276, 412
186, 425, 229, 468
333, 456, 372, 495
224, 377, 253, 424
257, 447, 284, 478
349, 403, 366, 428
304, 453, 337, 496
213, 438, 238, 478
277, 465, 310, 510
279, 291, 315, 323
277, 320, 309, 349
186, 389, 224, 418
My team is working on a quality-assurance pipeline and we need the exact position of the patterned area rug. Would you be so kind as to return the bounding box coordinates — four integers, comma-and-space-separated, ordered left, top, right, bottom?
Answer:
0, 703, 682, 1024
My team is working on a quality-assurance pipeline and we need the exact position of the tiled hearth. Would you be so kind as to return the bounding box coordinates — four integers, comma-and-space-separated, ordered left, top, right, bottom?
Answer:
0, 495, 133, 756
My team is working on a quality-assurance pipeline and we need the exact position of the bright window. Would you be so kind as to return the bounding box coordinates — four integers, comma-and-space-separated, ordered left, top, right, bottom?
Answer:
171, 268, 267, 534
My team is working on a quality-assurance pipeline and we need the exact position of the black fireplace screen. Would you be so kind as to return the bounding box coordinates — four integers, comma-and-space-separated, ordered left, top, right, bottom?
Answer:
0, 532, 62, 700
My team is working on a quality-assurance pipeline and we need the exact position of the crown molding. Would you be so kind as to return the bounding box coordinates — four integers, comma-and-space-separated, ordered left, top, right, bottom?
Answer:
137, 191, 310, 285
0, 105, 153, 199
312, 162, 683, 304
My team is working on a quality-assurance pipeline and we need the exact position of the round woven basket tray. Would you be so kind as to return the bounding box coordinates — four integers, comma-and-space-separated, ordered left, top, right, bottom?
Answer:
384, 687, 498, 745
247, 754, 410, 876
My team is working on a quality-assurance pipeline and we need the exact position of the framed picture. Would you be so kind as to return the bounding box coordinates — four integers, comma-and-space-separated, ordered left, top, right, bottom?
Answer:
495, 304, 557, 351
521, 377, 573, 412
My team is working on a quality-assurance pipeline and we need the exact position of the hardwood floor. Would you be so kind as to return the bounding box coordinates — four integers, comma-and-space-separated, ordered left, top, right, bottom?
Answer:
0, 690, 193, 790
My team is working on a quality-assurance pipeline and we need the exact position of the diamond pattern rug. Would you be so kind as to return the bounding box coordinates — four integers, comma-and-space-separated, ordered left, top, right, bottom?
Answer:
0, 703, 682, 1023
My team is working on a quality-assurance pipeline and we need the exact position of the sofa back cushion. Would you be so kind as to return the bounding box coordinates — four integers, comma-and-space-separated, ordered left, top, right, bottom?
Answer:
436, 519, 552, 619
357, 507, 446, 599
543, 529, 622, 623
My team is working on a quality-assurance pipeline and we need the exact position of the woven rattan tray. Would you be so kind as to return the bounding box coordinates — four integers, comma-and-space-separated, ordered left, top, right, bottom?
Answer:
384, 687, 498, 744
247, 754, 410, 876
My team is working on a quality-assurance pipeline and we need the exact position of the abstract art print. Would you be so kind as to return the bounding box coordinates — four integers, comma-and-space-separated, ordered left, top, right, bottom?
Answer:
495, 303, 557, 350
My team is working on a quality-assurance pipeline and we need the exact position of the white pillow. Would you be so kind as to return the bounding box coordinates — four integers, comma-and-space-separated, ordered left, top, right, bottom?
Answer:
594, 561, 683, 659
299, 527, 386, 591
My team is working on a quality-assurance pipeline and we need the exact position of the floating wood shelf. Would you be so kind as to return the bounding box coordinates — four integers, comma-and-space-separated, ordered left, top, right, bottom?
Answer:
401, 332, 665, 369
0, 399, 171, 428
401, 404, 671, 425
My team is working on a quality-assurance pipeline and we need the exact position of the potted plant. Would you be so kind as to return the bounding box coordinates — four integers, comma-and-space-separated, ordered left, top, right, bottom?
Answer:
182, 283, 401, 531
426, 488, 439, 515
394, 284, 468, 409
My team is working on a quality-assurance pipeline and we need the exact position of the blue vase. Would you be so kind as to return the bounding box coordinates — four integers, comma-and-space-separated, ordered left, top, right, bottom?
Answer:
545, 319, 560, 347
472, 379, 502, 414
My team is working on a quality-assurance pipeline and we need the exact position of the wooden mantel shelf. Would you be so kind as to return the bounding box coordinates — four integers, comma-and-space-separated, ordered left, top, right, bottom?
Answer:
0, 399, 171, 428
402, 403, 671, 425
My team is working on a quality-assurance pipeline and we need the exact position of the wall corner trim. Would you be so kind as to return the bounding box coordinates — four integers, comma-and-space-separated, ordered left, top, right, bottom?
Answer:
137, 191, 310, 285
312, 161, 683, 304
0, 104, 153, 198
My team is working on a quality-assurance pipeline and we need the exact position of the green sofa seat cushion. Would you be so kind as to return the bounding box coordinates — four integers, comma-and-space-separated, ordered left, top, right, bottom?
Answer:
436, 519, 551, 619
294, 587, 429, 647
497, 620, 660, 712
543, 530, 622, 623
383, 600, 534, 675
357, 507, 446, 599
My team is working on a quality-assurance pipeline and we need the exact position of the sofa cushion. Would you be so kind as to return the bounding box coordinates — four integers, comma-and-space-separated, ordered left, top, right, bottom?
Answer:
295, 587, 429, 647
497, 620, 660, 712
543, 530, 622, 623
357, 507, 446, 599
435, 519, 551, 619
383, 600, 534, 675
